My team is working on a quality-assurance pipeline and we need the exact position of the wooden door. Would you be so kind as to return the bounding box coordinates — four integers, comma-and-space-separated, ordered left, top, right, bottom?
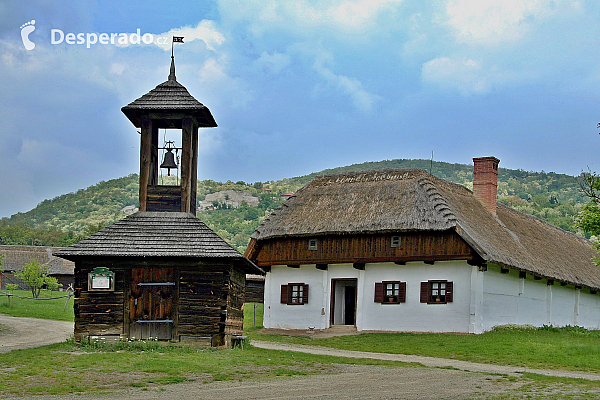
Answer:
330, 279, 357, 326
129, 267, 175, 340
344, 285, 356, 325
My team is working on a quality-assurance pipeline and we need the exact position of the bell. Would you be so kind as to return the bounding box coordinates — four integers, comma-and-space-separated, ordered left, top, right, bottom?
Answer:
160, 149, 177, 176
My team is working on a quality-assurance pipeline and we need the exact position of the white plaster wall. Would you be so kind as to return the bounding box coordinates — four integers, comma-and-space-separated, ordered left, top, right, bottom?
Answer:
263, 265, 326, 330
263, 261, 600, 332
550, 285, 578, 326
360, 261, 473, 332
480, 265, 600, 331
264, 260, 473, 332
578, 290, 600, 329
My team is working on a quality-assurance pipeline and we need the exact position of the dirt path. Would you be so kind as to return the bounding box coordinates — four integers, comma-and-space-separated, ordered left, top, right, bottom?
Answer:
0, 314, 73, 353
4, 364, 525, 400
251, 340, 600, 381
0, 317, 598, 399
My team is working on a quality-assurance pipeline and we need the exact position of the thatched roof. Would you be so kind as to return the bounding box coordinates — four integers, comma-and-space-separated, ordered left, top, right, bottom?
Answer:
0, 245, 74, 275
251, 168, 599, 290
54, 212, 262, 274
121, 59, 217, 128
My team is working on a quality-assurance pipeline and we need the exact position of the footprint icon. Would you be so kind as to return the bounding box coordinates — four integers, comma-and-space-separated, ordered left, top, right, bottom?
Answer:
20, 20, 35, 51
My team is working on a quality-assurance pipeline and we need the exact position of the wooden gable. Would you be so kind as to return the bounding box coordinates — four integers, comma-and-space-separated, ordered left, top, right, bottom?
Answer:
247, 230, 476, 267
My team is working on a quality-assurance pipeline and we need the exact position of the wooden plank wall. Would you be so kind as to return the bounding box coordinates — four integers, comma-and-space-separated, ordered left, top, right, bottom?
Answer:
74, 260, 247, 346
254, 231, 475, 266
225, 268, 245, 338
146, 185, 182, 212
74, 263, 125, 341
178, 266, 227, 340
245, 280, 264, 303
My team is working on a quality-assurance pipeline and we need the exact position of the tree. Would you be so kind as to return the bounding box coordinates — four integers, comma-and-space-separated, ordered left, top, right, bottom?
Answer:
0, 254, 4, 289
576, 170, 600, 265
15, 259, 49, 298
45, 276, 62, 295
5, 283, 18, 306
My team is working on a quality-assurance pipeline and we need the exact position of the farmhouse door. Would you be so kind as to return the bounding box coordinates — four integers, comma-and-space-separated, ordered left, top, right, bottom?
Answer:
330, 279, 357, 326
129, 267, 176, 340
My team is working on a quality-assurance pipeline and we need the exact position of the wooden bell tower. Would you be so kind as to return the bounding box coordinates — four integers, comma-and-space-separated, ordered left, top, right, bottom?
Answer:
121, 55, 217, 214
55, 51, 263, 346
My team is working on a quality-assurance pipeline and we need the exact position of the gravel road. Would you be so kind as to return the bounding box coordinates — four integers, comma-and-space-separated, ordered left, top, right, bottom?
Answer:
1, 315, 599, 399
252, 340, 600, 381
0, 314, 73, 353
1, 364, 523, 400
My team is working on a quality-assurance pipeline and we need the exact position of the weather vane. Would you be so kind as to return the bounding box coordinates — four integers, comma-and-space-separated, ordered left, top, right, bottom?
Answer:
172, 35, 184, 58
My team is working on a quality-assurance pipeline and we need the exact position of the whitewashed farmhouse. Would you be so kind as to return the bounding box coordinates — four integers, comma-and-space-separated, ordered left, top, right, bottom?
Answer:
244, 157, 600, 333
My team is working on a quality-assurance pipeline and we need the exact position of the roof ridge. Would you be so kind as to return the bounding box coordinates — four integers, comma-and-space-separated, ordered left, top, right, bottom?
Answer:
417, 176, 458, 227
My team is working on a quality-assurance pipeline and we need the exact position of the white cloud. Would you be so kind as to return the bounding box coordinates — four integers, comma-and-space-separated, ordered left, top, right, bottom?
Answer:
252, 51, 291, 74
154, 20, 225, 51
445, 0, 581, 45
109, 63, 125, 75
307, 45, 380, 112
16, 138, 95, 170
198, 57, 253, 108
327, 0, 403, 28
219, 0, 403, 36
422, 56, 507, 94
200, 58, 227, 81
318, 65, 380, 112
198, 129, 223, 155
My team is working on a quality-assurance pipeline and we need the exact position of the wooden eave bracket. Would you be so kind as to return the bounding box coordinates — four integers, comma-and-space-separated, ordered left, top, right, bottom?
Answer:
353, 263, 365, 270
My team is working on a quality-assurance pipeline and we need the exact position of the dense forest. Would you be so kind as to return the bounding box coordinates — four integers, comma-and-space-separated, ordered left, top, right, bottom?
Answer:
0, 159, 589, 253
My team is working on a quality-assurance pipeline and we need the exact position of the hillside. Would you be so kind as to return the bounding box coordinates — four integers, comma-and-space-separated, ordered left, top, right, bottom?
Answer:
0, 159, 588, 252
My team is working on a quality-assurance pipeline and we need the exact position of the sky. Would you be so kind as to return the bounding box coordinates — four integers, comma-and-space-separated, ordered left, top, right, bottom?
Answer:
0, 0, 599, 218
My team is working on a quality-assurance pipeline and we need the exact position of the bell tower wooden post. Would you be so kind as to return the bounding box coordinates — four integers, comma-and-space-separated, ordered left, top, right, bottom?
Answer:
139, 116, 159, 212
180, 116, 199, 214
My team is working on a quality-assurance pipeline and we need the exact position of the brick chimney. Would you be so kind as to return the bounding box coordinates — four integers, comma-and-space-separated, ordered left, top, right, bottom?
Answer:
473, 156, 500, 215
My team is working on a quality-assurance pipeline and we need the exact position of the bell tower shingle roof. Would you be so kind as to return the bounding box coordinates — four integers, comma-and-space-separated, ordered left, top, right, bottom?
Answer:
121, 57, 217, 129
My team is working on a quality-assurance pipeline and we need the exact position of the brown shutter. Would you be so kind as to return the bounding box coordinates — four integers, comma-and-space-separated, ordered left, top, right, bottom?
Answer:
281, 284, 289, 304
398, 282, 406, 303
420, 281, 429, 303
445, 281, 453, 303
302, 284, 309, 304
374, 282, 384, 303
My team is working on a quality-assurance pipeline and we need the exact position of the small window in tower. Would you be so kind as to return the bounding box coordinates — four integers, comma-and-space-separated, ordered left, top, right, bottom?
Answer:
391, 236, 401, 248
308, 239, 318, 250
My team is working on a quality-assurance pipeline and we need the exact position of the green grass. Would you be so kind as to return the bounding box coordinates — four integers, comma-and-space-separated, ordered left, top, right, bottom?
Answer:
0, 340, 413, 397
0, 289, 74, 321
0, 302, 599, 397
249, 324, 600, 372
488, 373, 600, 399
243, 302, 264, 334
